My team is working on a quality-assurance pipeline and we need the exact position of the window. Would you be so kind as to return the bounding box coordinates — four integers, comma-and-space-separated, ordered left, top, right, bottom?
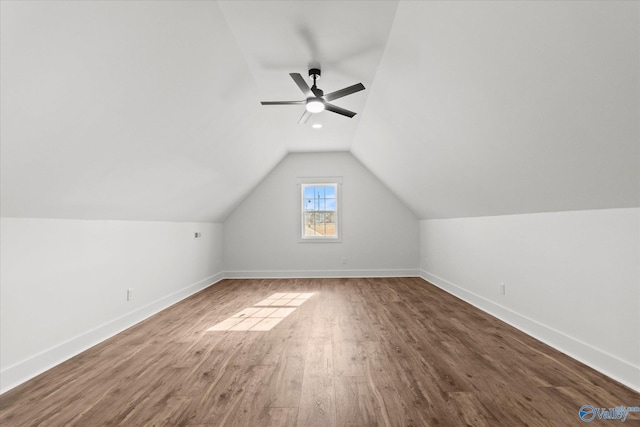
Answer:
298, 178, 342, 241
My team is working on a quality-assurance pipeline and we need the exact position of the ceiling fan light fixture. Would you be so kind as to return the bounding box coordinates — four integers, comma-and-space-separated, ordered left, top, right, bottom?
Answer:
306, 99, 325, 113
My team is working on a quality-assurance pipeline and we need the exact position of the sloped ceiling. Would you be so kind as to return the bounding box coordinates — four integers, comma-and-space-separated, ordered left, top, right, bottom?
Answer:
352, 1, 640, 218
1, 1, 638, 222
0, 0, 290, 222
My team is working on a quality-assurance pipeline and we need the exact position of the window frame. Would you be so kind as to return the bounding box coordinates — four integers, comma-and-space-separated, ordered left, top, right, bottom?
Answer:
297, 177, 343, 243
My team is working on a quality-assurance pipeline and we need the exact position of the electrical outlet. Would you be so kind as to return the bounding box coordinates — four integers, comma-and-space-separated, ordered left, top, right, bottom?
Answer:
194, 232, 202, 239
127, 288, 134, 301
499, 283, 506, 295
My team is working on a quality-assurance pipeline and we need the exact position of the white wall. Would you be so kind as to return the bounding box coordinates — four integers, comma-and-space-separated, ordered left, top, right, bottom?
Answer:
0, 217, 224, 393
224, 152, 419, 276
420, 208, 640, 391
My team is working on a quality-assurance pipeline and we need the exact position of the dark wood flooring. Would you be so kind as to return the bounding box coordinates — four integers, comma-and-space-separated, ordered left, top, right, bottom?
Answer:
1, 278, 638, 426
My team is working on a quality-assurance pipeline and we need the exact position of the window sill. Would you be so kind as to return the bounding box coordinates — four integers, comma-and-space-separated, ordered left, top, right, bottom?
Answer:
298, 236, 342, 243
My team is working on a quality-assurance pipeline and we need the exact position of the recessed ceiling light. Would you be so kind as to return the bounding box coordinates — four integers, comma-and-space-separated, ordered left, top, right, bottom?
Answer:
312, 124, 322, 129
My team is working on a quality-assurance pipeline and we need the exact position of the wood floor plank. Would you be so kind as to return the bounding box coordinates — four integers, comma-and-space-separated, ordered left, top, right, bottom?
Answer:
72, 378, 191, 426
447, 392, 500, 427
260, 338, 307, 408
304, 338, 334, 378
359, 341, 409, 427
332, 340, 368, 378
184, 364, 269, 425
334, 376, 386, 427
297, 374, 336, 427
231, 406, 298, 427
297, 337, 336, 426
1, 277, 638, 426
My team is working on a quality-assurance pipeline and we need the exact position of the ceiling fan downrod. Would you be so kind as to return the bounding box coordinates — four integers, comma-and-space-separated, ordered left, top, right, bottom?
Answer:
306, 68, 325, 112
309, 68, 321, 86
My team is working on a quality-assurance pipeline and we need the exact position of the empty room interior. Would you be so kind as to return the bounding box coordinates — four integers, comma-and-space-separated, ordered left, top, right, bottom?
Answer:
1, 1, 639, 426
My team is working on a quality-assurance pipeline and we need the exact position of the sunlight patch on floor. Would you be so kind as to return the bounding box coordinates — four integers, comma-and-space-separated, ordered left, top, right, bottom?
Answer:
207, 292, 315, 332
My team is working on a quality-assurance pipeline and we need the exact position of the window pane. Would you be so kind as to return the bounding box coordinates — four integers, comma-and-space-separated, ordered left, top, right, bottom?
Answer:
306, 223, 319, 236
304, 212, 314, 225
325, 223, 336, 237
325, 198, 336, 211
314, 186, 325, 199
304, 198, 313, 211
304, 187, 315, 199
325, 186, 336, 198
305, 197, 319, 211
304, 226, 314, 237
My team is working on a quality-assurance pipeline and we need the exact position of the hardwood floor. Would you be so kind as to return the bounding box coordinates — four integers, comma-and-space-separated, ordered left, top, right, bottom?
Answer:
1, 277, 638, 426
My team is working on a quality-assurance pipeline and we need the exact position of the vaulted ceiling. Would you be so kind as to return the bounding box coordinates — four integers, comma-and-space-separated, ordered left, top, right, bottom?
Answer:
1, 1, 638, 222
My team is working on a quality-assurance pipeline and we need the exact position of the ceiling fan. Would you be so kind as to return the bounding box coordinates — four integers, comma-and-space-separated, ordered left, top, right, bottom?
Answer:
261, 68, 365, 124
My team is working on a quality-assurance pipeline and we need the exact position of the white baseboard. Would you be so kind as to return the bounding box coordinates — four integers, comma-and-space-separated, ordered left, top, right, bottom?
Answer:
224, 268, 420, 279
419, 270, 640, 393
0, 272, 225, 395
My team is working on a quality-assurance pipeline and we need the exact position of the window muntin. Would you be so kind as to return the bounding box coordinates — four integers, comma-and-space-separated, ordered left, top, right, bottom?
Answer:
301, 183, 338, 239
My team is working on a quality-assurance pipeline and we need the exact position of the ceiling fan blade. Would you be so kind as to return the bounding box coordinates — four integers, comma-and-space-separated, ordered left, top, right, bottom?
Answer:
298, 109, 312, 124
324, 83, 365, 102
261, 101, 305, 105
290, 73, 313, 97
324, 103, 357, 118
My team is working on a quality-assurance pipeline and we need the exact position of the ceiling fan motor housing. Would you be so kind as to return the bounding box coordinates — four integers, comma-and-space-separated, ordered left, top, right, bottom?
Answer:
309, 68, 321, 80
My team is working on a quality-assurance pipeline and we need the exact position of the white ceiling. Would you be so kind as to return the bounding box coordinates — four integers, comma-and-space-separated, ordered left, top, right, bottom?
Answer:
1, 1, 638, 222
